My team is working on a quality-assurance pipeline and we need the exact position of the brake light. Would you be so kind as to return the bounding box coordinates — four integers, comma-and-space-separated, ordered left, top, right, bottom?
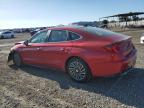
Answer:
105, 44, 119, 53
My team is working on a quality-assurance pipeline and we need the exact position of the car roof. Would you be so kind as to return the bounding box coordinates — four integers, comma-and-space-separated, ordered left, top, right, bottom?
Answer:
47, 25, 86, 31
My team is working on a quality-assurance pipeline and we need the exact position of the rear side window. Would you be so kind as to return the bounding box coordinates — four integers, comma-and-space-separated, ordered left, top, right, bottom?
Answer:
69, 32, 81, 40
48, 30, 68, 42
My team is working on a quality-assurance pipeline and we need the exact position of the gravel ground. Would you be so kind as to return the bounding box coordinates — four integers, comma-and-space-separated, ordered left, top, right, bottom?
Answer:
0, 30, 144, 108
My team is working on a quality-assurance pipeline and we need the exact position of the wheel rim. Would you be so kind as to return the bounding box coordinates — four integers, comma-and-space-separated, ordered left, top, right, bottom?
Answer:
68, 60, 87, 81
13, 53, 21, 66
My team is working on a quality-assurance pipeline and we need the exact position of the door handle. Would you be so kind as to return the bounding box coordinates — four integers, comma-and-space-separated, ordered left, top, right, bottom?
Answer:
60, 48, 65, 51
36, 47, 41, 50
60, 48, 70, 53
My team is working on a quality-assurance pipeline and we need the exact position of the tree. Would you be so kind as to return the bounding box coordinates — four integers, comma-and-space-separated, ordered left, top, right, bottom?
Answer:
119, 16, 130, 27
132, 15, 139, 21
102, 20, 109, 28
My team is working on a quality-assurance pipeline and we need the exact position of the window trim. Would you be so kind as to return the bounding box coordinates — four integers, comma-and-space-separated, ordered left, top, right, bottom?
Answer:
46, 30, 83, 43
28, 29, 83, 44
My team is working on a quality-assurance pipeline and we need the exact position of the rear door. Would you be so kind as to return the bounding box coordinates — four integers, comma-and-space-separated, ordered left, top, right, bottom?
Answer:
40, 30, 73, 69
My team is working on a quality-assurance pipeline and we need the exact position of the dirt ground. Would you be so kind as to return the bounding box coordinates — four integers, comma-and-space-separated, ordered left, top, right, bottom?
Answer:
0, 29, 144, 108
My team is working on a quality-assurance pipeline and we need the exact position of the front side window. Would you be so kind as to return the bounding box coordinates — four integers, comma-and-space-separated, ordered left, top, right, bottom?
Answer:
48, 30, 68, 42
29, 31, 48, 43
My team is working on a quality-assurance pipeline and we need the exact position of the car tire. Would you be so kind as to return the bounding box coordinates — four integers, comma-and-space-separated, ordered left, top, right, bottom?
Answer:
66, 57, 92, 82
13, 52, 23, 67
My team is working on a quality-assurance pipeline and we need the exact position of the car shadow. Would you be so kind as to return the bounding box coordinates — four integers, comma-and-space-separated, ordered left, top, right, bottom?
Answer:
9, 65, 144, 108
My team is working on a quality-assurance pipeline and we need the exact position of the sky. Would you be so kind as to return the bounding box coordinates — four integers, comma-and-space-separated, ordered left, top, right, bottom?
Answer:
0, 0, 144, 29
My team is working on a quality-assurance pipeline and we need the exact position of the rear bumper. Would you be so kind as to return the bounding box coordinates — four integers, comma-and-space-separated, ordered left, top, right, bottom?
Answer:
89, 49, 137, 77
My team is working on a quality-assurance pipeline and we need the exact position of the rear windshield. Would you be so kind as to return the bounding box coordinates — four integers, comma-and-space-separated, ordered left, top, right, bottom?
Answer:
79, 27, 120, 36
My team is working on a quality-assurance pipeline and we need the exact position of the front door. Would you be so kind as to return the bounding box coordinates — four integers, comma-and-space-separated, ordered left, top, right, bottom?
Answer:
20, 30, 49, 66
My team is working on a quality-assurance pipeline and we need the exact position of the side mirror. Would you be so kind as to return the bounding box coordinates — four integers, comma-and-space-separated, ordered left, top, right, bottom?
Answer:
24, 40, 29, 46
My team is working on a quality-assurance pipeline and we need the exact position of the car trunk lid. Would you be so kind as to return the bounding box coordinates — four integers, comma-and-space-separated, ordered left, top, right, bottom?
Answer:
104, 35, 134, 57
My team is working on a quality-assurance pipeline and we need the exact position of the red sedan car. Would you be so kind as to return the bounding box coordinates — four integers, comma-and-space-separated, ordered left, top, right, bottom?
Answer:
8, 26, 137, 82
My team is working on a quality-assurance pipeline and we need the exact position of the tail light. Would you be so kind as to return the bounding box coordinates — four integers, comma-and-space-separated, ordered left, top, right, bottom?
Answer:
105, 43, 120, 53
